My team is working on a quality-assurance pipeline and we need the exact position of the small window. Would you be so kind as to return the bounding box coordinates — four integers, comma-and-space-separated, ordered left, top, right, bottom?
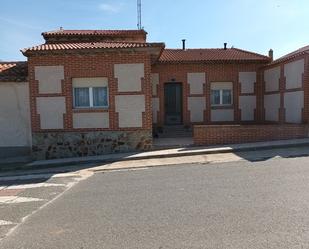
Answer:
74, 88, 90, 107
222, 90, 232, 105
211, 90, 221, 105
211, 89, 232, 106
73, 86, 108, 108
93, 87, 108, 107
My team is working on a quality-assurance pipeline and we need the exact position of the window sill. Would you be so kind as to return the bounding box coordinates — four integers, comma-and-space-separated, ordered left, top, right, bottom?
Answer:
73, 107, 109, 113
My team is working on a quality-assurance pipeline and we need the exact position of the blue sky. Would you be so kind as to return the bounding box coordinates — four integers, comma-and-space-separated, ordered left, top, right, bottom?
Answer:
1, 0, 308, 61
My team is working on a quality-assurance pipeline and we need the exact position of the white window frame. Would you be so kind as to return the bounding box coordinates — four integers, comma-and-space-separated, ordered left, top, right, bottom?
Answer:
211, 89, 233, 106
73, 86, 109, 109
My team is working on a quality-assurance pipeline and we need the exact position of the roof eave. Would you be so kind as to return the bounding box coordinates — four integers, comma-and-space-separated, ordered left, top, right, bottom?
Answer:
21, 43, 165, 57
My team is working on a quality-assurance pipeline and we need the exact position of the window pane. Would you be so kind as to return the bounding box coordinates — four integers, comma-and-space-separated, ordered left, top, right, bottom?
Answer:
222, 90, 232, 105
93, 87, 108, 107
74, 88, 90, 107
211, 90, 220, 105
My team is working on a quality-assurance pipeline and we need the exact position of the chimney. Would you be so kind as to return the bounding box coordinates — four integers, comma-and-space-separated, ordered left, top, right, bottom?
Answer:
268, 49, 274, 61
224, 43, 227, 50
182, 39, 186, 50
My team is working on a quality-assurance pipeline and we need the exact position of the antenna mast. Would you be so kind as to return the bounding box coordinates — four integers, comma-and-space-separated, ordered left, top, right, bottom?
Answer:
137, 0, 142, 30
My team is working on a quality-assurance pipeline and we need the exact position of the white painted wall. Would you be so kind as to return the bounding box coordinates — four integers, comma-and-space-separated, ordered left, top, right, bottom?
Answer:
0, 82, 31, 147
284, 91, 304, 123
188, 97, 206, 122
37, 97, 66, 129
239, 72, 256, 94
115, 95, 145, 127
264, 94, 280, 121
35, 66, 64, 94
73, 113, 110, 128
239, 96, 256, 121
152, 97, 159, 123
264, 67, 280, 92
188, 73, 205, 94
284, 59, 304, 89
211, 109, 234, 122
114, 63, 144, 92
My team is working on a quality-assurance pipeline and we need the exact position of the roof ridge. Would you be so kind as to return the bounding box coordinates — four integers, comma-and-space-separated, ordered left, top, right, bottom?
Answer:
42, 29, 147, 35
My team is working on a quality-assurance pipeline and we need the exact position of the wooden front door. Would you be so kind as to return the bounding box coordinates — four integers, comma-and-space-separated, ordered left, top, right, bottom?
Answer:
164, 83, 183, 125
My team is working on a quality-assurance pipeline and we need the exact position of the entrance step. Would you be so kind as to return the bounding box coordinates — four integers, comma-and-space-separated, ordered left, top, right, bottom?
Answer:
155, 125, 192, 138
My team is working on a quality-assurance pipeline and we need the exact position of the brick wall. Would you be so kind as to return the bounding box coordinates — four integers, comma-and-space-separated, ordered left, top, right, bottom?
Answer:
262, 54, 309, 124
194, 124, 309, 146
151, 62, 265, 126
28, 51, 154, 159
28, 51, 152, 133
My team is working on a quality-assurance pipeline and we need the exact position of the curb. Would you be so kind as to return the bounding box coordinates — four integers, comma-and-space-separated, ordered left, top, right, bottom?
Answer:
1, 141, 309, 174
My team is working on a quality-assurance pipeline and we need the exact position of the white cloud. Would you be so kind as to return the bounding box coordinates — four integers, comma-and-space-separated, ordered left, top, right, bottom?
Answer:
99, 2, 124, 13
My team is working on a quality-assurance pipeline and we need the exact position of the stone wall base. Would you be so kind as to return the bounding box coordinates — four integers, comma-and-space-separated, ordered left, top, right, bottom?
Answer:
32, 130, 152, 160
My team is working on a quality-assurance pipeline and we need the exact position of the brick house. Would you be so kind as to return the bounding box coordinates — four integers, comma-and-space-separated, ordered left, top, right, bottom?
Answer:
0, 29, 308, 160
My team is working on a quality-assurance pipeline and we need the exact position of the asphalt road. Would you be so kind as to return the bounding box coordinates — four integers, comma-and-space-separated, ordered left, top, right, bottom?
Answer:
2, 156, 309, 248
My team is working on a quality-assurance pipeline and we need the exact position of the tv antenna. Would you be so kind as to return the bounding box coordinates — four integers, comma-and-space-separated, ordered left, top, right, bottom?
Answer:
137, 0, 142, 30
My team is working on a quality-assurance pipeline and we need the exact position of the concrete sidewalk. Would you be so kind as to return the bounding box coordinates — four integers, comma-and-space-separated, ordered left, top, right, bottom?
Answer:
1, 138, 309, 173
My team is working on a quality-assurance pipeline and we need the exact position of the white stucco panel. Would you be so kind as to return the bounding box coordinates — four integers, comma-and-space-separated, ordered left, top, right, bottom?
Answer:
152, 97, 159, 123
73, 113, 109, 129
264, 94, 280, 122
114, 63, 144, 92
72, 77, 108, 88
211, 109, 234, 122
115, 95, 145, 128
264, 67, 280, 92
35, 66, 64, 94
284, 59, 304, 89
211, 82, 233, 90
0, 82, 31, 147
151, 73, 159, 96
284, 91, 304, 123
188, 97, 206, 122
37, 97, 66, 129
239, 72, 256, 94
188, 73, 205, 94
239, 96, 256, 121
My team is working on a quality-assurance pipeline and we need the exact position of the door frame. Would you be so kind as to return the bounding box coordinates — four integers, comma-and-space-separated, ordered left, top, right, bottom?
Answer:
164, 82, 183, 125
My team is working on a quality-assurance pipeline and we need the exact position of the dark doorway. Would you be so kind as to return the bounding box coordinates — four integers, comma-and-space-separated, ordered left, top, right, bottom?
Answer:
164, 83, 183, 125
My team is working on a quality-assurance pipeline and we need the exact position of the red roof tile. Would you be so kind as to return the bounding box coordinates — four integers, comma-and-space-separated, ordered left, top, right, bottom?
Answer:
271, 45, 309, 64
22, 41, 165, 56
42, 29, 147, 37
0, 62, 28, 82
159, 48, 270, 63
